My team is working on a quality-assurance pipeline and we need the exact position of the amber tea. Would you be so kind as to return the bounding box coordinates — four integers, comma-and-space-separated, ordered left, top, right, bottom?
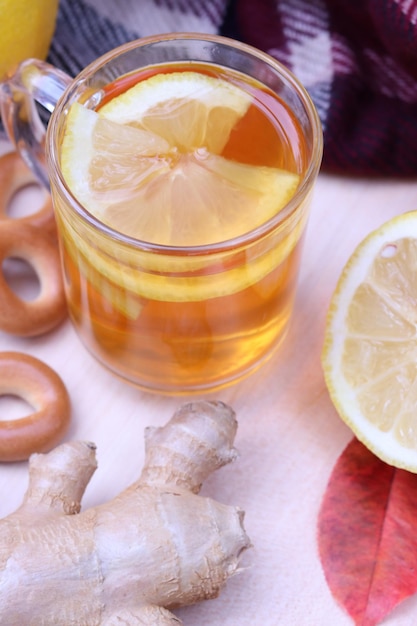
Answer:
52, 56, 315, 393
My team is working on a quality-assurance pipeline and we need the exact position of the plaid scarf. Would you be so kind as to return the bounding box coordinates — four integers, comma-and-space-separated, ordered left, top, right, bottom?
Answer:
48, 0, 417, 177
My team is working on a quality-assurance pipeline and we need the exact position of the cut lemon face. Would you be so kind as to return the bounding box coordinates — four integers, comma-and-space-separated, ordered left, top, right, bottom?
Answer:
322, 211, 417, 472
60, 71, 299, 247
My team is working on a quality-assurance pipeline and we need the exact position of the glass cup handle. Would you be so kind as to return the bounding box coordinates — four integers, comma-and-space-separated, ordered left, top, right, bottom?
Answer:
0, 59, 72, 189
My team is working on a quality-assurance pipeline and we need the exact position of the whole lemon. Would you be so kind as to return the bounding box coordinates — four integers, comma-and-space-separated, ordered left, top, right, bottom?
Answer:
0, 0, 59, 79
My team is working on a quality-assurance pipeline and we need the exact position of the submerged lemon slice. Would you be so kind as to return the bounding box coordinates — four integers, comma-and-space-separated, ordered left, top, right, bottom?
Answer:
322, 211, 417, 472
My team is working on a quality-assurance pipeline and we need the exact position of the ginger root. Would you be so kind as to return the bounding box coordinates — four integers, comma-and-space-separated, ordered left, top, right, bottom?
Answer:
0, 400, 251, 625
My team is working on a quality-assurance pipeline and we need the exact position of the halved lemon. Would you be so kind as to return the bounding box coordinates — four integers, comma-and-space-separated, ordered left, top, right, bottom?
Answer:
322, 211, 417, 471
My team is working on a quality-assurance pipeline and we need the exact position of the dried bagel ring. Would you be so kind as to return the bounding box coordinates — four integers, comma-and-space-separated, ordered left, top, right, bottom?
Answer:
0, 352, 71, 462
0, 151, 56, 236
0, 220, 67, 336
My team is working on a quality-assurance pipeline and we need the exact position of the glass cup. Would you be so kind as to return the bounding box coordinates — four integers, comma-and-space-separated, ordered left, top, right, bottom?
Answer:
0, 33, 323, 395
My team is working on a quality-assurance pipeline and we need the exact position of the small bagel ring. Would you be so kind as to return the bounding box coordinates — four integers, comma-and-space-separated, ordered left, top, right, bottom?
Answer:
0, 152, 56, 237
0, 352, 71, 462
0, 220, 67, 336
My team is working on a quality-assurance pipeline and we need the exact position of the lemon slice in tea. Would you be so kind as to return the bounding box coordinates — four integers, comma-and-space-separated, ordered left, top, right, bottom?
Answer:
99, 70, 252, 154
61, 71, 299, 247
322, 211, 417, 472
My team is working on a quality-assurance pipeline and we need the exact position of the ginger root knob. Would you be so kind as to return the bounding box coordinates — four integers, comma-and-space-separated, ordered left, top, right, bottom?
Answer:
0, 401, 251, 625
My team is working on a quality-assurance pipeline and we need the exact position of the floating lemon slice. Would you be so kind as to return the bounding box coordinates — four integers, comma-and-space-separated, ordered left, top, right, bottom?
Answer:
99, 70, 252, 154
62, 75, 299, 245
60, 70, 301, 302
322, 211, 417, 472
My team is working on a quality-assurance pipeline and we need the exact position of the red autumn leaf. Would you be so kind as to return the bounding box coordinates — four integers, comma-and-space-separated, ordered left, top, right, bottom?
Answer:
317, 437, 417, 626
